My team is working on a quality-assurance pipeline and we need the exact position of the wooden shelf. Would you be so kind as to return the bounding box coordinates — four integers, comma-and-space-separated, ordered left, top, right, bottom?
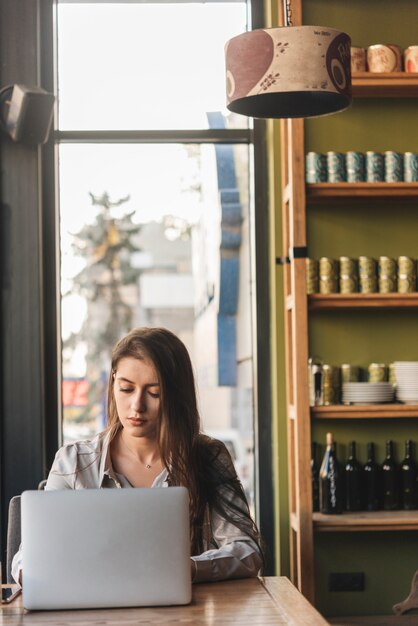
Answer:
352, 72, 418, 97
308, 293, 418, 310
313, 510, 418, 532
311, 404, 418, 419
306, 182, 418, 203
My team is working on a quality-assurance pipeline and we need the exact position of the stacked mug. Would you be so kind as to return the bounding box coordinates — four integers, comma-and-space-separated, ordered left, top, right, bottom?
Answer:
305, 152, 327, 183
359, 256, 377, 293
322, 365, 340, 405
404, 153, 418, 182
319, 257, 338, 294
368, 362, 388, 383
366, 152, 384, 182
378, 256, 397, 293
398, 256, 417, 293
306, 258, 319, 294
341, 363, 360, 383
346, 152, 365, 182
327, 152, 346, 182
339, 256, 358, 293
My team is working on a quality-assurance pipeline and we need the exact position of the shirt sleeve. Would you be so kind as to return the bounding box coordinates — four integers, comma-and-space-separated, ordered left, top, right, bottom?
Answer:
10, 445, 79, 583
11, 545, 22, 585
191, 446, 262, 583
45, 443, 79, 490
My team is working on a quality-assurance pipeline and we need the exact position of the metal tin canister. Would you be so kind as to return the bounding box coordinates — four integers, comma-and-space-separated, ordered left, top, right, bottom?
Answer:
322, 364, 339, 405
327, 152, 347, 183
346, 151, 365, 182
306, 152, 327, 183
404, 46, 418, 73
404, 152, 418, 182
306, 258, 319, 294
368, 362, 388, 383
384, 151, 404, 182
367, 44, 403, 72
366, 151, 384, 182
351, 47, 367, 72
341, 363, 360, 383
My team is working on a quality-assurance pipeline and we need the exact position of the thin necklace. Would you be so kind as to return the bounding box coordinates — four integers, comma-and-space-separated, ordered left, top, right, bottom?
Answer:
120, 433, 159, 470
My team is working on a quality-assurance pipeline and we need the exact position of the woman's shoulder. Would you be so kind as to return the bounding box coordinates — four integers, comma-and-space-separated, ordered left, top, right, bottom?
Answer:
196, 434, 236, 475
53, 431, 107, 463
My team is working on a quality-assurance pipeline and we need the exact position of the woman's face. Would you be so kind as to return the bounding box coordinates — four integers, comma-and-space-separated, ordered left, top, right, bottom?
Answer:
113, 356, 161, 441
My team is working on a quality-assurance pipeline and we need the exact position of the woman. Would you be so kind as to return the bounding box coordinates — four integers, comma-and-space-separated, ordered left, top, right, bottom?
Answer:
12, 327, 263, 584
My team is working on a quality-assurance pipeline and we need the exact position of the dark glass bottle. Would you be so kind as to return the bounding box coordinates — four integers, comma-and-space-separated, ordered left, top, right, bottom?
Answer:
319, 432, 343, 514
344, 441, 363, 511
401, 440, 418, 510
382, 440, 400, 511
311, 442, 320, 512
364, 442, 381, 511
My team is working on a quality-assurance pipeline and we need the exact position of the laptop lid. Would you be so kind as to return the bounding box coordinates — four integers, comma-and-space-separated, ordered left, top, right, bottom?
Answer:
21, 487, 192, 610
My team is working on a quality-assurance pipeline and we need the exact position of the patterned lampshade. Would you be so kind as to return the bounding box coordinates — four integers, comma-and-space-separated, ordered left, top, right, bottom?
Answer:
225, 26, 352, 119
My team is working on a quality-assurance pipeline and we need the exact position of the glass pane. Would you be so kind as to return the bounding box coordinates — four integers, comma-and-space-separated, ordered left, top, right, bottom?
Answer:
57, 2, 248, 130
59, 142, 254, 505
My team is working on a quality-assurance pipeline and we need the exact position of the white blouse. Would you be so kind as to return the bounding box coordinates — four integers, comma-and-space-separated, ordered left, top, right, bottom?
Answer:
12, 430, 262, 585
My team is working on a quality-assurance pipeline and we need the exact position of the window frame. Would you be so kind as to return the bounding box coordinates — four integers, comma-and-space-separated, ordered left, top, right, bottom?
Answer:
0, 0, 275, 577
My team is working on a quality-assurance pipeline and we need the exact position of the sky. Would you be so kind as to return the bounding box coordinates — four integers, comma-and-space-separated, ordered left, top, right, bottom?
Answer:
57, 1, 248, 343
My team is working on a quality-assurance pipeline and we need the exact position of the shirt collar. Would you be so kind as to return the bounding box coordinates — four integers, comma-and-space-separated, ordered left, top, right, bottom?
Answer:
99, 429, 116, 486
98, 428, 170, 487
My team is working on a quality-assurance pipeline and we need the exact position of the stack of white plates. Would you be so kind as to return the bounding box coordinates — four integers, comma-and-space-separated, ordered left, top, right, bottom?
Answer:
394, 361, 418, 404
342, 382, 395, 405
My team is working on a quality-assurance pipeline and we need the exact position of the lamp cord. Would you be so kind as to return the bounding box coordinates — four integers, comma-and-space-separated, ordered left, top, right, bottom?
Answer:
283, 0, 293, 27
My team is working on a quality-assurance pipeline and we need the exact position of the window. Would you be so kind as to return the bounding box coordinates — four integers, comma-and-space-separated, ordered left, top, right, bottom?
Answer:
56, 0, 259, 509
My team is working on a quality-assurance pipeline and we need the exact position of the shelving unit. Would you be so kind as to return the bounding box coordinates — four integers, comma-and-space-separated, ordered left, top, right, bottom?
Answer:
307, 182, 418, 202
278, 1, 418, 607
352, 72, 418, 97
312, 510, 418, 532
312, 405, 418, 419
308, 293, 418, 310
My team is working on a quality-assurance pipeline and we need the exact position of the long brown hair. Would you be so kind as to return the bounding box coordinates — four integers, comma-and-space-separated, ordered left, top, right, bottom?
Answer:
107, 327, 262, 559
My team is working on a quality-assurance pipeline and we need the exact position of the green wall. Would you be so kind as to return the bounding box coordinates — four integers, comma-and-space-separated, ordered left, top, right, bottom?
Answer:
303, 0, 418, 618
271, 0, 418, 618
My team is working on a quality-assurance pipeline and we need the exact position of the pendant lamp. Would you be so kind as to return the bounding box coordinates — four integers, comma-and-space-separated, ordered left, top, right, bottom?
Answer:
225, 1, 352, 119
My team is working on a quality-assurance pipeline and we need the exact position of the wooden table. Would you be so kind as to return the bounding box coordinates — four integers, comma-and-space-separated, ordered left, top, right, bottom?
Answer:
1, 577, 329, 625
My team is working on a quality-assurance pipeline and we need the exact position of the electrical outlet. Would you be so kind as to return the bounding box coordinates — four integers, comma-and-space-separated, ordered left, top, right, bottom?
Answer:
328, 572, 365, 592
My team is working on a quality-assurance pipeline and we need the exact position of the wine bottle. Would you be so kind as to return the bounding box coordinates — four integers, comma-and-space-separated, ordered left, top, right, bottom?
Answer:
319, 432, 343, 514
382, 440, 400, 511
401, 440, 418, 510
311, 441, 320, 512
344, 441, 363, 511
364, 442, 381, 511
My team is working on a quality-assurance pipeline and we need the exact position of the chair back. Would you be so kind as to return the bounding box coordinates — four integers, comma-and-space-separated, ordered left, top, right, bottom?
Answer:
6, 495, 21, 583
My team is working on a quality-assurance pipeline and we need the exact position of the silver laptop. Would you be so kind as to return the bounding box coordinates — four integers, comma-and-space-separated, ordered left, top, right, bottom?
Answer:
21, 487, 192, 610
